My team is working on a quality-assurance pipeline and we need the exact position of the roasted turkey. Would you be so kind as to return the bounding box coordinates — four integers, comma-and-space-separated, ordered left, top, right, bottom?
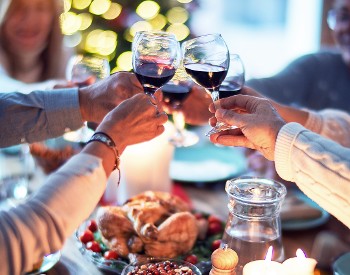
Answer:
96, 191, 199, 258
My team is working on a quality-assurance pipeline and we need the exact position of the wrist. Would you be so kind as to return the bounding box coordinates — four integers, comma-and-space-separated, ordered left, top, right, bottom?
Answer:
78, 86, 91, 122
87, 132, 120, 170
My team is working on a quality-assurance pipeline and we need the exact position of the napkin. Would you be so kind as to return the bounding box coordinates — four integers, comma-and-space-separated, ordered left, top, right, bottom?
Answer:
281, 193, 323, 221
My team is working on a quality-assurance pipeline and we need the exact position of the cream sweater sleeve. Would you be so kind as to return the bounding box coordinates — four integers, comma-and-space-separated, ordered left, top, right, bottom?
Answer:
304, 109, 350, 147
0, 153, 108, 275
275, 122, 350, 229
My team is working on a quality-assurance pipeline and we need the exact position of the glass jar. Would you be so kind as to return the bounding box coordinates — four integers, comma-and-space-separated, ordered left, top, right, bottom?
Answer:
221, 177, 287, 274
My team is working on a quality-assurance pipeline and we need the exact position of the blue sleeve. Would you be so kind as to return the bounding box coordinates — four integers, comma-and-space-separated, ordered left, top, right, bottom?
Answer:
0, 88, 83, 147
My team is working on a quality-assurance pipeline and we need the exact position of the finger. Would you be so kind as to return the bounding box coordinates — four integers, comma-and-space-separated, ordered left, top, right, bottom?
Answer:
155, 125, 165, 136
219, 94, 265, 112
209, 102, 216, 113
209, 116, 217, 127
215, 108, 254, 129
156, 111, 168, 124
215, 135, 256, 149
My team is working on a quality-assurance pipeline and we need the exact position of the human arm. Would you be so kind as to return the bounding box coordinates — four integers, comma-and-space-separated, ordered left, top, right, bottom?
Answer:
242, 86, 350, 146
0, 72, 143, 147
209, 95, 350, 228
0, 93, 168, 274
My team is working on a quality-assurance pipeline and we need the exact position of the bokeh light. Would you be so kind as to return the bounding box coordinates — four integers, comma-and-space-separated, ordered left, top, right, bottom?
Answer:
166, 7, 188, 24
89, 0, 111, 15
78, 13, 93, 30
72, 0, 91, 10
136, 1, 160, 20
130, 21, 153, 37
85, 29, 117, 56
148, 14, 167, 30
166, 23, 190, 41
63, 0, 72, 12
64, 32, 82, 48
177, 0, 192, 3
116, 51, 133, 71
60, 12, 82, 35
102, 3, 122, 20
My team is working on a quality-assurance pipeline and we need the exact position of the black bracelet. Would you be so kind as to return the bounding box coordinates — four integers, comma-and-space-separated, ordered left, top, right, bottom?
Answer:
87, 132, 121, 183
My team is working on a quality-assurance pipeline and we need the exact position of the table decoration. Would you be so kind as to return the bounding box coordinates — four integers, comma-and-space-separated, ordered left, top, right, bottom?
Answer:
282, 249, 317, 275
242, 246, 284, 275
210, 244, 239, 274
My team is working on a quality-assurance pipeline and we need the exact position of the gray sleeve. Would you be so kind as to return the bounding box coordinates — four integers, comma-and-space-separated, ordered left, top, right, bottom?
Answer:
0, 88, 84, 147
246, 54, 317, 106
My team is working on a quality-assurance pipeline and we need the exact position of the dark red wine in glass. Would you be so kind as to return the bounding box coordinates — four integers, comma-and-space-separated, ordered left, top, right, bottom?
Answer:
184, 63, 227, 91
162, 83, 191, 108
134, 63, 176, 95
219, 81, 241, 99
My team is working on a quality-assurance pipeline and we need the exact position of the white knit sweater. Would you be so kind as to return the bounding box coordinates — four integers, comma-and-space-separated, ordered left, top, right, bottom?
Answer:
275, 109, 350, 228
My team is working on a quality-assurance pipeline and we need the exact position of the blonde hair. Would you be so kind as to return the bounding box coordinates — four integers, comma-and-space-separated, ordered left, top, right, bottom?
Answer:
0, 0, 68, 81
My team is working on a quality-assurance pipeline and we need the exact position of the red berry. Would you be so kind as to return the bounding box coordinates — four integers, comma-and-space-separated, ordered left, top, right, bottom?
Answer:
193, 212, 203, 220
88, 219, 98, 232
86, 241, 101, 253
104, 250, 119, 260
185, 254, 198, 265
207, 221, 223, 236
207, 215, 222, 224
211, 239, 222, 251
79, 230, 94, 244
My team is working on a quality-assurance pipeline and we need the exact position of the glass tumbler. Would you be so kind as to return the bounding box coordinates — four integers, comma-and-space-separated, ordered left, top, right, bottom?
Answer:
221, 177, 287, 274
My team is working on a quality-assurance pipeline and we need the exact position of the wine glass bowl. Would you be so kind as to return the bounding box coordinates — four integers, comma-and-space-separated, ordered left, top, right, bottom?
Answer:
181, 33, 231, 136
64, 55, 110, 143
132, 31, 181, 98
219, 54, 245, 99
162, 82, 199, 147
66, 55, 110, 87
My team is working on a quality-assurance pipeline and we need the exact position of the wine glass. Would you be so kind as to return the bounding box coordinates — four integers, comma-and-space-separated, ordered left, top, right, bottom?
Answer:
219, 54, 245, 99
132, 31, 181, 100
162, 81, 199, 147
64, 55, 110, 143
181, 33, 230, 136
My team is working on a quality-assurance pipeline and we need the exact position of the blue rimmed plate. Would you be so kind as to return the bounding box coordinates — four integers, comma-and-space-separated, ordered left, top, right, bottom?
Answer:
170, 140, 247, 183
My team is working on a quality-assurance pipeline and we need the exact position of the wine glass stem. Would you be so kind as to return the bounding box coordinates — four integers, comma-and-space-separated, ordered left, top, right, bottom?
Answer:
173, 109, 185, 136
209, 89, 221, 112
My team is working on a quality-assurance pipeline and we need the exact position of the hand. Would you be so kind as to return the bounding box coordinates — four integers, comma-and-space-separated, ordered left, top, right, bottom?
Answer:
96, 93, 168, 154
209, 95, 286, 160
78, 72, 143, 123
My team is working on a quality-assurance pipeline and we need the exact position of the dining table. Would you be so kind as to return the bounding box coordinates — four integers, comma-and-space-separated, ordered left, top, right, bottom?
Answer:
40, 182, 348, 275
1, 129, 350, 275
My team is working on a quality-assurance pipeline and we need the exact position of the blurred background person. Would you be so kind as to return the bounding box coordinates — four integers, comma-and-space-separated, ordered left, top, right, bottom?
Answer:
0, 0, 71, 93
247, 0, 350, 112
243, 0, 350, 181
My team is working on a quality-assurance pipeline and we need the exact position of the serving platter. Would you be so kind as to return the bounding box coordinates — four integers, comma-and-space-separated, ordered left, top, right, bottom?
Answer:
76, 212, 225, 274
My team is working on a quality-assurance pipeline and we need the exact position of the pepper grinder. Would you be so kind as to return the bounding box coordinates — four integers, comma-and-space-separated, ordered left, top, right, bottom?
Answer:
210, 244, 239, 275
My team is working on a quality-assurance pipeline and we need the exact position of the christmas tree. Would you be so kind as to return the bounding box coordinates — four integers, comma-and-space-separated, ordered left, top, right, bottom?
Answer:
60, 0, 199, 73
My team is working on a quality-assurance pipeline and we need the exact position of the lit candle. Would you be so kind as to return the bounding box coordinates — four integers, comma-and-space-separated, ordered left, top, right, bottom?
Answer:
282, 249, 317, 275
243, 246, 284, 275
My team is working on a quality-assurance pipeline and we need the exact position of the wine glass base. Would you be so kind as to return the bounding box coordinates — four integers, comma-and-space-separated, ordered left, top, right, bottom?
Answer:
205, 124, 238, 137
169, 130, 199, 147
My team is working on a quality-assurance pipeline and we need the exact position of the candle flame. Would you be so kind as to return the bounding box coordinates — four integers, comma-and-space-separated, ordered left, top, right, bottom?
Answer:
265, 246, 273, 262
296, 248, 306, 258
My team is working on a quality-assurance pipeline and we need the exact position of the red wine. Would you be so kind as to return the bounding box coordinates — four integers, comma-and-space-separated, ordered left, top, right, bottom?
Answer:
219, 81, 241, 99
162, 84, 190, 107
135, 63, 176, 94
184, 63, 227, 91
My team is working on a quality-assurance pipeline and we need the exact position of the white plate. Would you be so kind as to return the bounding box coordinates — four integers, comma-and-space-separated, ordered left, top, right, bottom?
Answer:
170, 140, 247, 183
282, 192, 330, 231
